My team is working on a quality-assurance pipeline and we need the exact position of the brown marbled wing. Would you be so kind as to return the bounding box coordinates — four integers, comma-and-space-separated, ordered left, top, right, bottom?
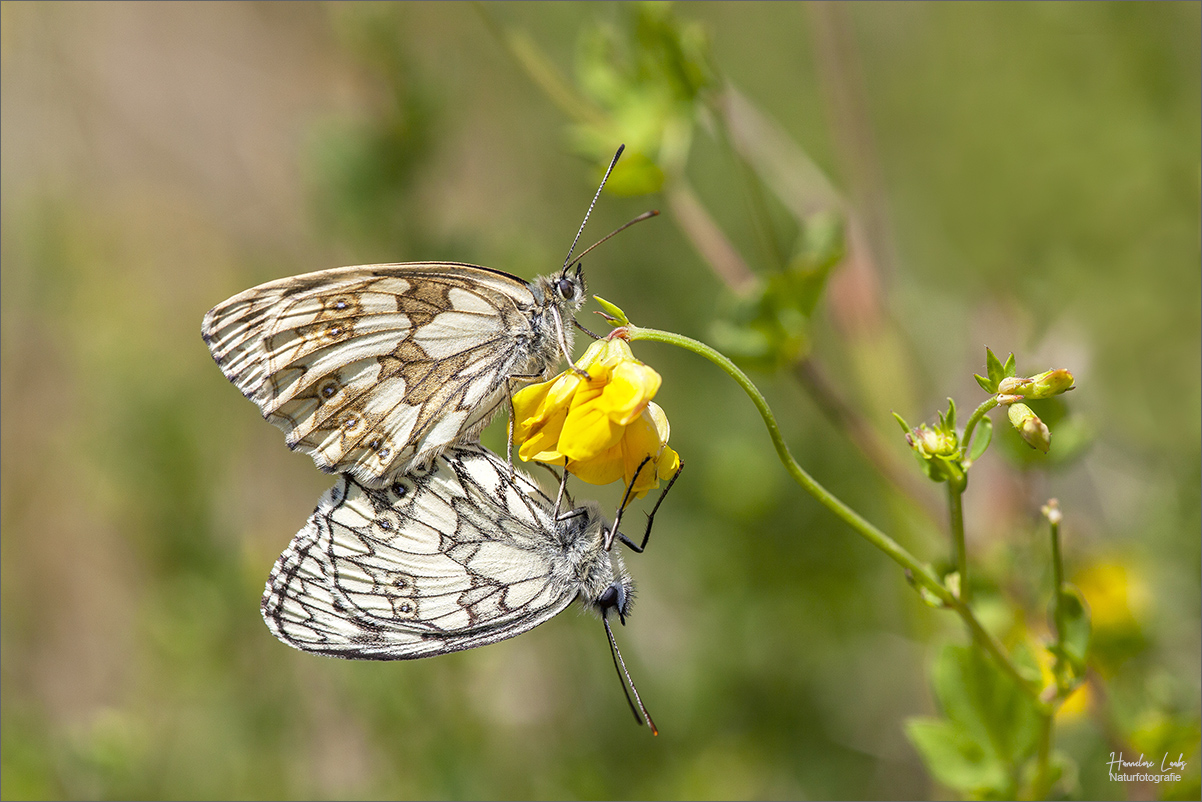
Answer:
261, 443, 628, 660
202, 262, 566, 487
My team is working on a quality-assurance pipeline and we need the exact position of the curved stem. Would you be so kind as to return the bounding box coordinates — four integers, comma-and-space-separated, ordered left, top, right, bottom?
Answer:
961, 397, 999, 468
628, 325, 1041, 700
629, 326, 946, 593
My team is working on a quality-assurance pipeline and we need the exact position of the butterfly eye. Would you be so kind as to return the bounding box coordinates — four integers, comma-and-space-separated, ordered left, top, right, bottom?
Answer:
557, 275, 577, 300
597, 583, 623, 611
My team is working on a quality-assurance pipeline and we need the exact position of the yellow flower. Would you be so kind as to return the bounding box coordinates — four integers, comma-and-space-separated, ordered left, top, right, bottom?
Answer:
1033, 640, 1091, 721
512, 337, 680, 498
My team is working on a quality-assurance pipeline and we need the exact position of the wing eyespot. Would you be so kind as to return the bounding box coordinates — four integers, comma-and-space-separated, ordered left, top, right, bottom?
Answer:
318, 378, 341, 401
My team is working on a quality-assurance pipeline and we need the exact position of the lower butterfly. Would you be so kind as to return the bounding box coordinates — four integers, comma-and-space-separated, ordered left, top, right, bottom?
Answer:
262, 443, 679, 732
201, 147, 651, 489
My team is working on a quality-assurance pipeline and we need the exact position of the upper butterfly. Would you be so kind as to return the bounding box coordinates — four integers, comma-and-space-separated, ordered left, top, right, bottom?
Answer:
202, 147, 632, 488
202, 260, 585, 487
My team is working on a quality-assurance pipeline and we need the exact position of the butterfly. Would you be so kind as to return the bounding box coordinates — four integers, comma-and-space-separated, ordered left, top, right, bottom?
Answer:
262, 443, 676, 731
201, 148, 644, 489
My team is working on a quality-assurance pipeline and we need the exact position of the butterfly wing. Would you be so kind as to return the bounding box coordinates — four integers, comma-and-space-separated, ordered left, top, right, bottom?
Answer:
202, 263, 556, 487
261, 445, 581, 659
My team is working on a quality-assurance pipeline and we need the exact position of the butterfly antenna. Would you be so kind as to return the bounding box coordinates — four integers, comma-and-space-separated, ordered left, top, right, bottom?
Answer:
604, 612, 658, 735
603, 457, 651, 552
571, 209, 659, 265
561, 145, 626, 275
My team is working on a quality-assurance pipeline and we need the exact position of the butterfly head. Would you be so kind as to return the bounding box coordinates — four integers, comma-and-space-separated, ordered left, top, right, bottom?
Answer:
554, 262, 587, 310
595, 574, 635, 626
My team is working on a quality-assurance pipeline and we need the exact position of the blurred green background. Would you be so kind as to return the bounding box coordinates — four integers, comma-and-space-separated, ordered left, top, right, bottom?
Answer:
2, 2, 1198, 799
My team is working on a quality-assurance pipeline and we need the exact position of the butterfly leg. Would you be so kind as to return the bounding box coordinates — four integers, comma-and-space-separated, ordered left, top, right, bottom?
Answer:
603, 457, 651, 551
503, 372, 545, 476
616, 461, 685, 555
505, 394, 516, 474
573, 317, 603, 341
551, 306, 591, 380
553, 465, 570, 519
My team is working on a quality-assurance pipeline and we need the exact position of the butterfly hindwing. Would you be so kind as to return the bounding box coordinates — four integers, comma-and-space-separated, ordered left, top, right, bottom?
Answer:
203, 263, 576, 487
261, 445, 618, 660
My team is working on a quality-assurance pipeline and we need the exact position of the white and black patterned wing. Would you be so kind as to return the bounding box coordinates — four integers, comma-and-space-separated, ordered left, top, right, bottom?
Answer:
261, 445, 581, 659
202, 263, 562, 488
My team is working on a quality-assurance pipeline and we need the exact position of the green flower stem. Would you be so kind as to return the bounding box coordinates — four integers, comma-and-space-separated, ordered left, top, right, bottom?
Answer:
961, 397, 999, 469
630, 327, 939, 584
1050, 513, 1065, 634
628, 325, 1041, 700
1032, 709, 1055, 799
948, 479, 969, 605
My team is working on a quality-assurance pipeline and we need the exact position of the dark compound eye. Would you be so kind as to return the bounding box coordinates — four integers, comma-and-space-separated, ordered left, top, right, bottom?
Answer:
557, 276, 576, 299
597, 584, 622, 611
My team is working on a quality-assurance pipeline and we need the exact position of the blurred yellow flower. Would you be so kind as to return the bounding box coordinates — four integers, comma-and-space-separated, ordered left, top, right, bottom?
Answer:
1074, 561, 1149, 633
1028, 640, 1090, 721
513, 337, 681, 498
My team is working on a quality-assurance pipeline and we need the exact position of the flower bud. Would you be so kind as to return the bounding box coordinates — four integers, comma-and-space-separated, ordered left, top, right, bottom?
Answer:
1027, 369, 1075, 399
1041, 498, 1062, 525
996, 377, 1030, 395
997, 370, 1075, 399
1008, 403, 1051, 453
914, 424, 956, 457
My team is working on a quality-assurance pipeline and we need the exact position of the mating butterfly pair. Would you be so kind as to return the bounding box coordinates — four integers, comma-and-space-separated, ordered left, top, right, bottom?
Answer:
202, 148, 670, 730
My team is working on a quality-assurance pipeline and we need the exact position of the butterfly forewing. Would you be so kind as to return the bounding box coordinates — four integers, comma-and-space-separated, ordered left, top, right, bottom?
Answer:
261, 445, 621, 660
203, 263, 575, 487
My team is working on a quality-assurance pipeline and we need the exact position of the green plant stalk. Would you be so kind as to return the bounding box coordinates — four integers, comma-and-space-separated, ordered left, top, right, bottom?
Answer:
629, 325, 1040, 699
1029, 514, 1068, 797
961, 397, 999, 469
1032, 710, 1055, 799
1050, 514, 1065, 642
947, 479, 969, 604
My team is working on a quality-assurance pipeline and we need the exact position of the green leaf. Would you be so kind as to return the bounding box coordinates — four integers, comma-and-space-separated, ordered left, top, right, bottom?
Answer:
974, 373, 995, 393
906, 717, 1009, 795
946, 398, 957, 432
984, 348, 1004, 389
892, 411, 912, 434
968, 416, 993, 462
592, 295, 630, 326
1021, 749, 1076, 799
932, 645, 1042, 770
1054, 584, 1091, 675
1002, 352, 1017, 379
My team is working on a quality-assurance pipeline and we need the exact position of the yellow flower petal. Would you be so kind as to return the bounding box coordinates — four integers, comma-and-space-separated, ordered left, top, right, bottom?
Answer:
559, 384, 623, 461
509, 335, 679, 494
574, 338, 610, 371
656, 445, 681, 480
512, 381, 553, 436
599, 361, 661, 425
565, 446, 626, 486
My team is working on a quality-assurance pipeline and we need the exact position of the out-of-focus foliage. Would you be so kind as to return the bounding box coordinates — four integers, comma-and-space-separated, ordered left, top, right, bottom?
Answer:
2, 2, 1198, 800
